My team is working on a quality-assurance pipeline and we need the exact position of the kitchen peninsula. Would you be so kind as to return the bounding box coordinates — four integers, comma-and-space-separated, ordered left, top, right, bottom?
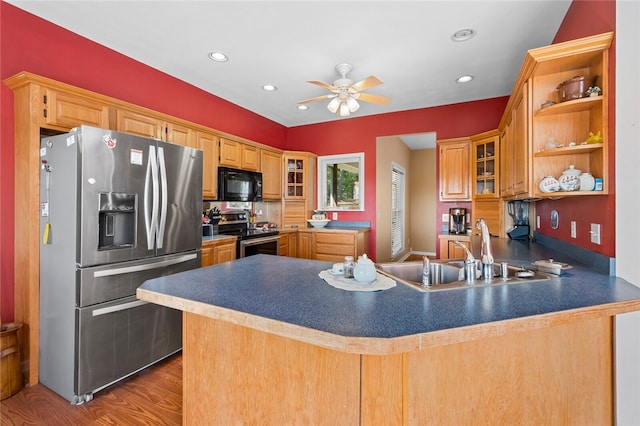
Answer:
138, 240, 640, 425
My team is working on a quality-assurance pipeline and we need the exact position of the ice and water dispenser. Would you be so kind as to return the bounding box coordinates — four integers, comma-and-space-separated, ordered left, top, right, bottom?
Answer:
98, 192, 136, 250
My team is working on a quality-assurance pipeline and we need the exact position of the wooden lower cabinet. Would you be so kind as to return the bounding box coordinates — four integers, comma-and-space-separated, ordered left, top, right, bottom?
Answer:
296, 229, 370, 262
278, 231, 297, 258
438, 234, 471, 259
201, 237, 237, 267
296, 231, 313, 259
183, 314, 612, 425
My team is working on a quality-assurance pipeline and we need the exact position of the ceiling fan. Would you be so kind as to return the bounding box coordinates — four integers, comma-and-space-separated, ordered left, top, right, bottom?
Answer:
298, 64, 390, 117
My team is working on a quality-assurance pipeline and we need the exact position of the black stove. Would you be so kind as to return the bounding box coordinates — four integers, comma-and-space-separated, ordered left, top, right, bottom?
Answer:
215, 210, 278, 241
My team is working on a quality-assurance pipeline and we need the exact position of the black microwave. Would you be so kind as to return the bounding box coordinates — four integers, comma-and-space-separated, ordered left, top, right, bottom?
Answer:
218, 167, 263, 202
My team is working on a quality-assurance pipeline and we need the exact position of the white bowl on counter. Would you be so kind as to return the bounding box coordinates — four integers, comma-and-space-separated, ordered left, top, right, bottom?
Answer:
307, 219, 330, 228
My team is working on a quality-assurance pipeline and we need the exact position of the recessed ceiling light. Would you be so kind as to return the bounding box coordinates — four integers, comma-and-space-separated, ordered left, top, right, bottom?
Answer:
208, 51, 228, 62
451, 28, 476, 42
297, 105, 309, 111
262, 84, 277, 92
456, 75, 475, 83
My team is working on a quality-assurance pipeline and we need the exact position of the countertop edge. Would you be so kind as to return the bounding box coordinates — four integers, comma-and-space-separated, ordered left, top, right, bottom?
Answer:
137, 287, 640, 355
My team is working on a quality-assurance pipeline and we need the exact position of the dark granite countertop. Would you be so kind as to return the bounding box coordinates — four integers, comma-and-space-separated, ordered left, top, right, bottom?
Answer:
138, 238, 640, 354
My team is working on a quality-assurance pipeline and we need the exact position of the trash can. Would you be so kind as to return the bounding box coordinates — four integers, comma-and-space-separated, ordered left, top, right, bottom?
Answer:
1, 323, 23, 400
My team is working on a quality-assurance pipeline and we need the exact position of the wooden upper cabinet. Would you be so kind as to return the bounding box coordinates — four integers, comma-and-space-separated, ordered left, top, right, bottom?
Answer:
241, 144, 260, 171
283, 154, 308, 199
198, 131, 219, 200
438, 138, 471, 201
471, 131, 500, 199
42, 88, 110, 130
512, 82, 530, 196
219, 138, 241, 168
261, 149, 283, 200
528, 32, 611, 196
166, 121, 196, 148
116, 108, 163, 139
499, 82, 531, 198
219, 138, 259, 171
498, 32, 612, 198
499, 121, 514, 198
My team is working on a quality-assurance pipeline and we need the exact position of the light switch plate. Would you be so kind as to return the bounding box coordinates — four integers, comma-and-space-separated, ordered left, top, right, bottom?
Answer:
590, 223, 601, 244
332, 212, 338, 220
570, 221, 576, 238
442, 213, 449, 223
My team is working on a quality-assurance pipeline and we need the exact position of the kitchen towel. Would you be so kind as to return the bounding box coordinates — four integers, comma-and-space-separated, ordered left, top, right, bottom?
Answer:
319, 270, 396, 292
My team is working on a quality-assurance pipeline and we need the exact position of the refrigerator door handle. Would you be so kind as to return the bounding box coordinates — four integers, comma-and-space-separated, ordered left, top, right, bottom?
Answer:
92, 299, 149, 317
92, 252, 198, 278
144, 145, 159, 250
157, 147, 167, 249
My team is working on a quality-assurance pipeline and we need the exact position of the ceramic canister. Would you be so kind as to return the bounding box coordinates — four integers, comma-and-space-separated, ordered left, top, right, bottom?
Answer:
539, 176, 560, 193
579, 173, 595, 191
558, 165, 581, 191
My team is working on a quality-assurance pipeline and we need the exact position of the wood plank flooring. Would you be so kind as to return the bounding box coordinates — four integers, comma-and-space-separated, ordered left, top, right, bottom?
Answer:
0, 354, 182, 425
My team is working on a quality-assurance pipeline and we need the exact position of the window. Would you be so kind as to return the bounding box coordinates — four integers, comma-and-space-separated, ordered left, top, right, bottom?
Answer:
391, 163, 405, 257
317, 153, 364, 211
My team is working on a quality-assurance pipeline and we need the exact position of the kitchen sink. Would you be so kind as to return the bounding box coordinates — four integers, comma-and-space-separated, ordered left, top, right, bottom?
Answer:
376, 260, 550, 292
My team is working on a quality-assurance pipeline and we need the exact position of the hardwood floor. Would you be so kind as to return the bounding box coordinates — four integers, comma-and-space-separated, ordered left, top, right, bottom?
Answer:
0, 354, 182, 425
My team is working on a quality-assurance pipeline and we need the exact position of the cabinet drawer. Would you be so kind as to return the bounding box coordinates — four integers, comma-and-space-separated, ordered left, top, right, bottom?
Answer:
314, 233, 355, 246
315, 243, 354, 257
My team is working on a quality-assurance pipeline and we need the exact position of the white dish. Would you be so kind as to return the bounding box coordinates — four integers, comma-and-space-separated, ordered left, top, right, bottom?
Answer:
308, 219, 330, 228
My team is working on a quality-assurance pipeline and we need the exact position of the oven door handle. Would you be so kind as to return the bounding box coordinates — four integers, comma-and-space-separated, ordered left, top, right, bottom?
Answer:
240, 235, 280, 247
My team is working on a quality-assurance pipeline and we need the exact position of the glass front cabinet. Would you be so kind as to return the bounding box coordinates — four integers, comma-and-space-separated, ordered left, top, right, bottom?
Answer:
472, 131, 500, 199
284, 155, 306, 199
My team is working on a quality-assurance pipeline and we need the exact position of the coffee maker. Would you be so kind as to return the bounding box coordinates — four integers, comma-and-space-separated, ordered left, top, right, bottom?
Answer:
507, 200, 530, 240
448, 208, 467, 235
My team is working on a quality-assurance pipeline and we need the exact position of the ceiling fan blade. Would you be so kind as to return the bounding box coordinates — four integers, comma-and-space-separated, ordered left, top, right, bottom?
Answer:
357, 92, 391, 106
350, 75, 383, 92
307, 80, 337, 91
298, 94, 336, 104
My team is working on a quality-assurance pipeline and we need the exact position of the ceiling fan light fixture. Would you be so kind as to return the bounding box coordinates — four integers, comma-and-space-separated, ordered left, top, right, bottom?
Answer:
327, 97, 341, 113
346, 96, 360, 112
297, 104, 309, 111
262, 84, 277, 91
338, 101, 351, 117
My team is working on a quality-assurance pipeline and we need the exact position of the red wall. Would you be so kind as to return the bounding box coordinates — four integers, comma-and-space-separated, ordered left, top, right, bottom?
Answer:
536, 0, 616, 256
287, 100, 507, 259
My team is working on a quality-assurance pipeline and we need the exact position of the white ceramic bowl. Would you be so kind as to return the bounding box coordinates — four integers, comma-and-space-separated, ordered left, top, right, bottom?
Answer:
307, 219, 330, 228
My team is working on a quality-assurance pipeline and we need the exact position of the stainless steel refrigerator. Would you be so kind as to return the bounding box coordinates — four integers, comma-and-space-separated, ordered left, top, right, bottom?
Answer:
39, 125, 202, 404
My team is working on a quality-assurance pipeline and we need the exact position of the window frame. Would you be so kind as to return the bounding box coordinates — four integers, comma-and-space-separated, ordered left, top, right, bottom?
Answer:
316, 152, 365, 211
391, 162, 406, 257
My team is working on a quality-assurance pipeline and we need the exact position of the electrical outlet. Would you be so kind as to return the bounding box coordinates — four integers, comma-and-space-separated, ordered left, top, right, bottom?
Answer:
590, 223, 601, 244
442, 213, 449, 223
536, 215, 540, 229
570, 221, 576, 238
332, 212, 338, 220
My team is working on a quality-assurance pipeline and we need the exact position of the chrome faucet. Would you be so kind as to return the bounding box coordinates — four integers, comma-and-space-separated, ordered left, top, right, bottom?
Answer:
453, 241, 476, 284
476, 218, 494, 280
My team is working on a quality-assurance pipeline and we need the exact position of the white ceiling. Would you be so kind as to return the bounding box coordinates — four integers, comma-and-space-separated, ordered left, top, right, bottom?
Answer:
8, 0, 571, 149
